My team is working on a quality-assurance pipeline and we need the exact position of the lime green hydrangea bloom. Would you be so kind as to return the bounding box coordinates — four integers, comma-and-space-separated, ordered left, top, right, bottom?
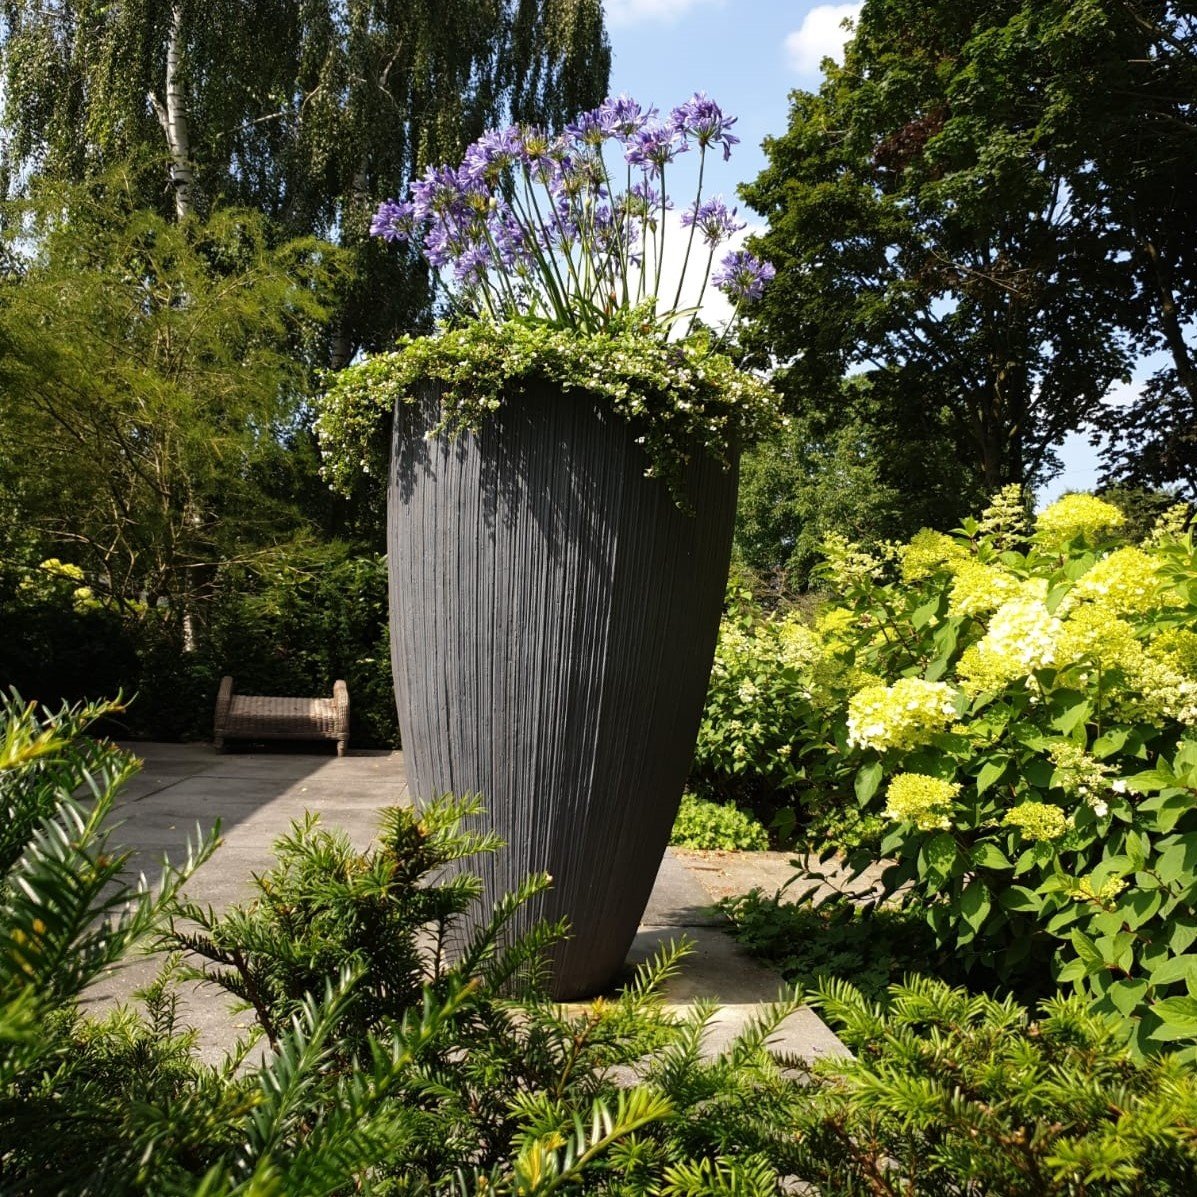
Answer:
1151, 628, 1197, 677
1054, 603, 1140, 671
1069, 875, 1128, 904
884, 772, 960, 831
815, 606, 857, 653
1147, 502, 1193, 545
1003, 801, 1068, 842
977, 484, 1029, 549
948, 560, 1021, 618
956, 585, 1061, 693
1047, 741, 1114, 815
1126, 651, 1197, 727
820, 532, 884, 589
776, 615, 823, 672
900, 528, 969, 582
1069, 547, 1166, 615
1035, 493, 1124, 545
847, 677, 957, 752
42, 557, 85, 581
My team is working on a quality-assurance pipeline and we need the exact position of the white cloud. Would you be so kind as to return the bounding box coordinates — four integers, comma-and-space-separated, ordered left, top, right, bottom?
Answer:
784, 3, 862, 76
604, 0, 722, 29
628, 208, 764, 335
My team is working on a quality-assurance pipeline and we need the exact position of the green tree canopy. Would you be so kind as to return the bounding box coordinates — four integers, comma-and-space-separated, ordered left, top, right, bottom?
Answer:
741, 0, 1196, 502
0, 175, 342, 610
735, 376, 981, 589
0, 0, 610, 359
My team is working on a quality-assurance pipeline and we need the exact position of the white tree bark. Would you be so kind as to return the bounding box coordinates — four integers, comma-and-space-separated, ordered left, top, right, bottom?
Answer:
148, 3, 195, 220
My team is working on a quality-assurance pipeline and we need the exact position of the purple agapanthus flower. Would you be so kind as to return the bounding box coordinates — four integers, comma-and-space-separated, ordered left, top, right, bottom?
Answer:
680, 197, 744, 247
671, 92, 740, 161
461, 125, 525, 185
565, 108, 610, 146
453, 240, 493, 288
370, 198, 417, 243
625, 122, 687, 172
367, 88, 756, 332
423, 218, 478, 270
712, 249, 776, 301
554, 151, 607, 198
488, 207, 533, 272
597, 93, 657, 139
627, 180, 671, 210
548, 192, 581, 248
410, 164, 480, 223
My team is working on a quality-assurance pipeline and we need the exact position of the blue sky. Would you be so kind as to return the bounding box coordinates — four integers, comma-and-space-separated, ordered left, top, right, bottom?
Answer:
602, 0, 1104, 503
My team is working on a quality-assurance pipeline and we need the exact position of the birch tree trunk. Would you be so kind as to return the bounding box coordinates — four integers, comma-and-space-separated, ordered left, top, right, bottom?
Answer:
148, 3, 195, 220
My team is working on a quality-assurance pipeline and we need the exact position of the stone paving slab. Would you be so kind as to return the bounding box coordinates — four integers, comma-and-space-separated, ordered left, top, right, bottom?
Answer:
91, 742, 845, 1064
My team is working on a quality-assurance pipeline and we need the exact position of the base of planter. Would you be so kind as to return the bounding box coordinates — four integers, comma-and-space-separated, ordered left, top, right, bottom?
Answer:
388, 387, 738, 998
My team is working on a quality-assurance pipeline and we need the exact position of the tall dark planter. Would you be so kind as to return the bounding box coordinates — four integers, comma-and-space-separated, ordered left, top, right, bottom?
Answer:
387, 385, 738, 998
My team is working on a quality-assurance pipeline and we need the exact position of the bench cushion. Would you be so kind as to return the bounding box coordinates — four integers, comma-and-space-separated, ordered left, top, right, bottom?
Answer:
225, 694, 340, 738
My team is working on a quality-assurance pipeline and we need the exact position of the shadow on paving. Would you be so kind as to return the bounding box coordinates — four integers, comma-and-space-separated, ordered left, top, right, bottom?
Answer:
86, 741, 846, 1067
110, 740, 409, 897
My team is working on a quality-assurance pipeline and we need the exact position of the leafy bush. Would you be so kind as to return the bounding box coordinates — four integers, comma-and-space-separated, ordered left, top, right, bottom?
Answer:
690, 588, 833, 827
670, 793, 769, 851
719, 889, 944, 1003
755, 490, 1197, 1052
0, 546, 399, 746
691, 585, 885, 846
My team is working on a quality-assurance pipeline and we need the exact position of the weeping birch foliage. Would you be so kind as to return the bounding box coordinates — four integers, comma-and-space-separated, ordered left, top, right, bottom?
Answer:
0, 0, 611, 355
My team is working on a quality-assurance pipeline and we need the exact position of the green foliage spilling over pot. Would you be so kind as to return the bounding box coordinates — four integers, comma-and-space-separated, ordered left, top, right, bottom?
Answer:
317, 312, 780, 504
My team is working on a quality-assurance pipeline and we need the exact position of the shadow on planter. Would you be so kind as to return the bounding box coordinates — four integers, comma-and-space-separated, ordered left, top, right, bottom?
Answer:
388, 385, 738, 998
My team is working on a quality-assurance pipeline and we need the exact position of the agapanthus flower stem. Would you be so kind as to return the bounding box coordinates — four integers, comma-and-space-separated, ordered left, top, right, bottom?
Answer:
655, 167, 667, 303
672, 145, 706, 314
515, 176, 575, 328
687, 245, 717, 338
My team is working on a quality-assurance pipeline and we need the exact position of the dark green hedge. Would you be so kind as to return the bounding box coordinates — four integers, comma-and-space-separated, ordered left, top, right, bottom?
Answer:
0, 551, 398, 747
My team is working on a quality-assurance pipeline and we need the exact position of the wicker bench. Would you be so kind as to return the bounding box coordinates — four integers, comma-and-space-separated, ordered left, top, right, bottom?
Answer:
213, 676, 350, 755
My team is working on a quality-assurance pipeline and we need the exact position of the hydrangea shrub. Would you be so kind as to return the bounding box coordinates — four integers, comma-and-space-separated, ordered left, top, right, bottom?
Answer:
819, 491, 1197, 1054
689, 588, 835, 817
698, 491, 1197, 1054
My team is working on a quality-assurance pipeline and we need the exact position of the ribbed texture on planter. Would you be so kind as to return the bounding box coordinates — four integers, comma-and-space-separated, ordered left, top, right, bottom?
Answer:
387, 386, 738, 998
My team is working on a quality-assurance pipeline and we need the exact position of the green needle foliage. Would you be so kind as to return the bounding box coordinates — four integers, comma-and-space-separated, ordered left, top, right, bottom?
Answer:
7, 695, 1197, 1193
0, 696, 801, 1194
799, 975, 1197, 1196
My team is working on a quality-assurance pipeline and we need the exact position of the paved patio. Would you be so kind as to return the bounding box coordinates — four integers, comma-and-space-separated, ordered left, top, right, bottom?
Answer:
90, 741, 845, 1062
